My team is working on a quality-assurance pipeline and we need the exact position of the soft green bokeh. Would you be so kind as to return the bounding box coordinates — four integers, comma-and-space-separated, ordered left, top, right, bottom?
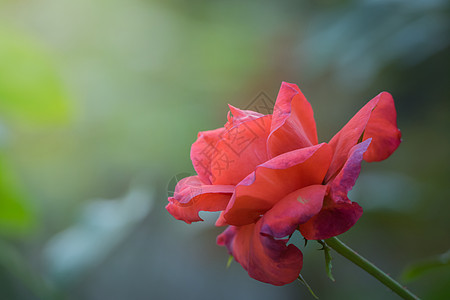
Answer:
0, 155, 33, 235
0, 27, 70, 125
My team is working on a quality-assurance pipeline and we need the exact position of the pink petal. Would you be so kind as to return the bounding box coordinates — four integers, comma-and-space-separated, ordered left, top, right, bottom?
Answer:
223, 143, 332, 226
217, 220, 303, 286
267, 82, 318, 158
166, 176, 234, 224
325, 92, 401, 182
298, 199, 363, 240
260, 185, 328, 238
299, 142, 370, 240
329, 139, 371, 202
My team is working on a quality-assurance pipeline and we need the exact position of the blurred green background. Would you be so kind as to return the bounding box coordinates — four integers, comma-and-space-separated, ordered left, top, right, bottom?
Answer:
0, 0, 449, 299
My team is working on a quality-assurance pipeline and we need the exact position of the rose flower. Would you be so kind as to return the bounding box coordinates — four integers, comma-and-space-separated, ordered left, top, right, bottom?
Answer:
166, 82, 401, 286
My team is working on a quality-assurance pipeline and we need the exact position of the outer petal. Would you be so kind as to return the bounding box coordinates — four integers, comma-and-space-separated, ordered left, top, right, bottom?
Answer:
299, 141, 370, 240
298, 199, 363, 240
191, 128, 226, 185
214, 211, 227, 227
223, 143, 332, 226
211, 110, 272, 185
267, 82, 318, 158
325, 92, 401, 182
166, 176, 234, 224
217, 220, 303, 286
260, 185, 328, 238
362, 92, 401, 162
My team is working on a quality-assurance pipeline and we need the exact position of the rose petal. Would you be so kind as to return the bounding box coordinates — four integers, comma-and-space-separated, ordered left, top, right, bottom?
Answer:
267, 82, 318, 158
215, 211, 228, 227
362, 92, 401, 162
211, 110, 272, 185
191, 127, 226, 185
223, 143, 332, 226
217, 220, 303, 286
329, 139, 371, 202
260, 185, 328, 238
299, 142, 370, 240
325, 92, 401, 182
190, 106, 270, 186
226, 105, 265, 128
166, 176, 234, 224
298, 198, 363, 240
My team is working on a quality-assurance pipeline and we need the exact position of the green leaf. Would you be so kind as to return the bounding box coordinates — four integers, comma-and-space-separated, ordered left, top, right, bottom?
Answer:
297, 274, 319, 299
0, 27, 70, 124
401, 249, 450, 282
318, 240, 335, 282
226, 255, 233, 269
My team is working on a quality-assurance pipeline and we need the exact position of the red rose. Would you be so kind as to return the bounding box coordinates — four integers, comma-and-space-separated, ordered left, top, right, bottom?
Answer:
166, 82, 401, 286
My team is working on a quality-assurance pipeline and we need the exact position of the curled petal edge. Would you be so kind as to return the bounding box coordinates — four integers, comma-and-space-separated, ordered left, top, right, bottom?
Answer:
166, 176, 234, 224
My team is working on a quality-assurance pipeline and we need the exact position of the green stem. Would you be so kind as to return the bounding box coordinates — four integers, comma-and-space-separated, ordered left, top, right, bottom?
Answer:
325, 237, 420, 300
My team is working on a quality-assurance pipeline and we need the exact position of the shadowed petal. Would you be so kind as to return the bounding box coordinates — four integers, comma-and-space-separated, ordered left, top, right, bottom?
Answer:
267, 82, 318, 158
298, 198, 363, 240
166, 176, 234, 224
326, 92, 401, 182
329, 139, 371, 202
223, 143, 332, 226
217, 221, 303, 286
299, 142, 370, 240
260, 185, 327, 238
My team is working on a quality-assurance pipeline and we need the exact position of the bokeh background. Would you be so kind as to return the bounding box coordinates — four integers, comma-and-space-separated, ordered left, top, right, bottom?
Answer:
0, 0, 449, 299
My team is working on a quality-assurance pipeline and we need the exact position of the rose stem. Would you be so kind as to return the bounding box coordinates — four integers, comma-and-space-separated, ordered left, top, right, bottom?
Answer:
324, 237, 420, 300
